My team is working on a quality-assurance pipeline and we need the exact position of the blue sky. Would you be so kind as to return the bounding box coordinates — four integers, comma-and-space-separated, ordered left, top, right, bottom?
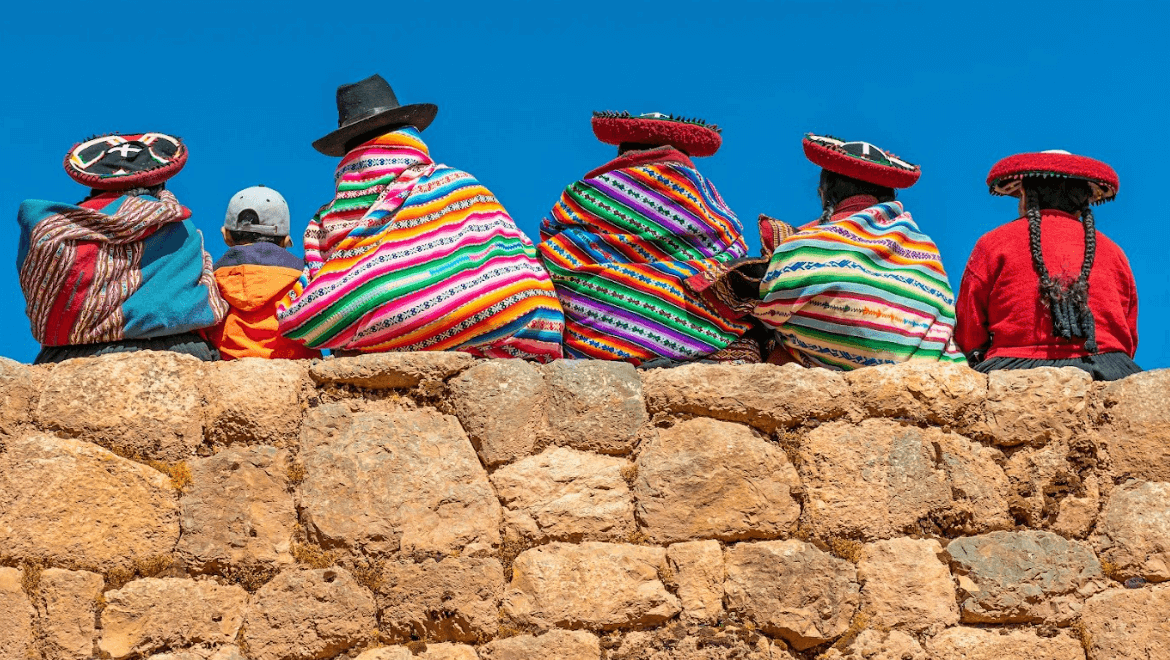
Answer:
2, 1, 1167, 366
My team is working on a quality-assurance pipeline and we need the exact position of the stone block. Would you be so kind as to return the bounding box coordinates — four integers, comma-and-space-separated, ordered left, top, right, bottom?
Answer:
480, 630, 600, 660
36, 568, 104, 660
1092, 480, 1170, 583
145, 646, 247, 660
448, 359, 547, 467
244, 568, 378, 660
1003, 437, 1100, 532
1081, 584, 1170, 660
418, 644, 480, 660
1095, 369, 1170, 481
0, 357, 38, 432
926, 627, 1085, 660
98, 577, 248, 659
544, 360, 647, 455
820, 630, 926, 660
982, 367, 1091, 447
308, 352, 476, 390
205, 358, 307, 447
857, 537, 958, 633
666, 540, 725, 624
377, 557, 504, 643
844, 361, 987, 429
608, 627, 784, 659
0, 567, 35, 660
355, 649, 413, 660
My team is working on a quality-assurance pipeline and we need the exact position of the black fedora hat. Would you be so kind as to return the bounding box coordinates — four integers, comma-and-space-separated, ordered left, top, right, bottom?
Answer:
312, 74, 438, 157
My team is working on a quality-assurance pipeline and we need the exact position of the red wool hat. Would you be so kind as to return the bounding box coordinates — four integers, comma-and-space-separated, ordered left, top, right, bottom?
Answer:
803, 133, 921, 189
64, 133, 187, 190
591, 111, 723, 158
987, 150, 1119, 204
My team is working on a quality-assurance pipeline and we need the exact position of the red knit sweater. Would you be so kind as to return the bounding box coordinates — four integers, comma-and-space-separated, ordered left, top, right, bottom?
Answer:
955, 211, 1138, 360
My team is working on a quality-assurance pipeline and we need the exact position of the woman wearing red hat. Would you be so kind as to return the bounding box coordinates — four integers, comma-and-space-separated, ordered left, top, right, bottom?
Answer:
954, 150, 1140, 380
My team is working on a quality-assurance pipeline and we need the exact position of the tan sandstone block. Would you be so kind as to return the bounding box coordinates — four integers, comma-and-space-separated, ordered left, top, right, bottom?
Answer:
480, 630, 601, 660
300, 404, 500, 558
244, 568, 378, 660
609, 628, 786, 660
1081, 584, 1170, 660
491, 446, 635, 543
857, 538, 958, 633
1092, 480, 1170, 583
354, 649, 413, 660
36, 568, 104, 660
418, 643, 479, 660
0, 357, 38, 432
1004, 437, 1101, 532
641, 362, 851, 434
724, 540, 859, 651
927, 627, 1084, 660
982, 367, 1091, 447
205, 358, 307, 447
377, 556, 504, 643
544, 360, 647, 455
308, 352, 477, 390
1096, 369, 1170, 481
819, 629, 926, 660
448, 359, 547, 467
36, 351, 207, 460
501, 542, 680, 630
99, 577, 248, 659
844, 361, 987, 429
0, 433, 179, 569
635, 418, 801, 544
666, 540, 725, 624
145, 645, 247, 660
0, 567, 35, 660
800, 420, 1010, 540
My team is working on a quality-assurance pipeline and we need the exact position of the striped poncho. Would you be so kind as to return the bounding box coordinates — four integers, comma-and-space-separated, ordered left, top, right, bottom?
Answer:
755, 199, 966, 369
539, 147, 751, 363
276, 128, 564, 360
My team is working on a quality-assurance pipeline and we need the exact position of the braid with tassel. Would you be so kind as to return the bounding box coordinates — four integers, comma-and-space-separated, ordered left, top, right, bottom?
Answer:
1024, 189, 1099, 353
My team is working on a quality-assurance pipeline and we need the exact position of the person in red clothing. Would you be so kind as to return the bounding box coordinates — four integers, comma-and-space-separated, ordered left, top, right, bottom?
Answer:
955, 150, 1140, 380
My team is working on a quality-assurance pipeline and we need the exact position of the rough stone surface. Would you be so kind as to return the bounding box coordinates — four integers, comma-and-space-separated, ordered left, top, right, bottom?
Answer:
820, 630, 927, 660
377, 557, 504, 643
1081, 584, 1170, 660
666, 541, 725, 624
480, 630, 600, 660
98, 577, 248, 659
857, 538, 958, 633
635, 418, 800, 544
300, 405, 501, 558
926, 627, 1085, 660
178, 445, 295, 572
845, 361, 986, 429
354, 649, 413, 660
244, 568, 378, 660
417, 644, 480, 660
1096, 369, 1170, 481
982, 367, 1091, 447
448, 359, 547, 467
36, 568, 104, 660
544, 360, 647, 455
145, 646, 247, 660
308, 352, 477, 390
800, 419, 1010, 540
946, 530, 1106, 624
1092, 480, 1170, 583
0, 567, 35, 660
724, 540, 859, 651
1003, 437, 1101, 532
491, 446, 635, 544
0, 433, 179, 569
205, 359, 306, 446
642, 362, 851, 433
36, 351, 207, 460
502, 542, 680, 630
0, 357, 37, 432
608, 627, 784, 660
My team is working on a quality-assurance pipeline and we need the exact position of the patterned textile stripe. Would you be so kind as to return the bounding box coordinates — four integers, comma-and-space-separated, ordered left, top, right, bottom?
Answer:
540, 160, 750, 363
756, 201, 966, 370
277, 128, 564, 360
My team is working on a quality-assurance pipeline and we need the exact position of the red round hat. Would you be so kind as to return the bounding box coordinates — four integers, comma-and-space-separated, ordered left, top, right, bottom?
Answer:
64, 133, 188, 190
591, 111, 722, 158
987, 150, 1118, 204
802, 133, 920, 189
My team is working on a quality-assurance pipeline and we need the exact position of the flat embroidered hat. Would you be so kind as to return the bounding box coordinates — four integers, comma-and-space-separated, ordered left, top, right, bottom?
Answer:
64, 133, 187, 190
987, 149, 1119, 204
591, 111, 723, 157
803, 133, 920, 189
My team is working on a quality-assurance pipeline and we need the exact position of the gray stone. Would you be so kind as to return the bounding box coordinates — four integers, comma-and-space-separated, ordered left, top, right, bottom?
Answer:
544, 360, 647, 454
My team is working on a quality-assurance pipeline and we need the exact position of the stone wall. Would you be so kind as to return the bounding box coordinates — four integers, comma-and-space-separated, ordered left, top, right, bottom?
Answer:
1, 352, 1168, 660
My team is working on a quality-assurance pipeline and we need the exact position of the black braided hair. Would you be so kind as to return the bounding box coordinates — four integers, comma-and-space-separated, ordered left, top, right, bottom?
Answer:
818, 170, 895, 224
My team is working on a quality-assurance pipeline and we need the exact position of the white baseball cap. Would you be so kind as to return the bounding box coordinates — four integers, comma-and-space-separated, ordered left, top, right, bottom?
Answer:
224, 185, 290, 237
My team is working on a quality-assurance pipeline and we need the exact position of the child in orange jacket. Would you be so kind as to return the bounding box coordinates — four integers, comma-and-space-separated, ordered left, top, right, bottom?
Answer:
208, 186, 320, 360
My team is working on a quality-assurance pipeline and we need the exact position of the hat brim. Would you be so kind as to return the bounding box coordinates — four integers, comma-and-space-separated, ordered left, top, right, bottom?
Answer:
987, 152, 1119, 204
64, 134, 189, 191
592, 116, 722, 158
312, 103, 438, 157
803, 135, 920, 189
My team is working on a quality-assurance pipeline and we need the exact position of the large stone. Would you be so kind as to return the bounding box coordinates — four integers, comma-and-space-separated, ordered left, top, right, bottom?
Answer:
377, 557, 504, 643
724, 540, 859, 651
36, 568, 104, 660
820, 629, 926, 660
36, 351, 207, 460
491, 446, 635, 544
299, 405, 500, 558
448, 359, 547, 467
635, 418, 801, 544
543, 360, 646, 455
178, 445, 296, 572
0, 434, 179, 570
666, 540, 725, 624
946, 530, 1106, 624
1003, 437, 1101, 532
608, 627, 784, 660
418, 644, 480, 660
926, 627, 1085, 660
800, 420, 1010, 540
641, 362, 851, 434
354, 649, 413, 660
1096, 369, 1170, 481
982, 367, 1091, 447
0, 567, 35, 660
205, 359, 307, 447
244, 568, 378, 660
1081, 585, 1170, 660
0, 357, 38, 432
98, 577, 248, 659
501, 542, 680, 630
857, 538, 958, 633
1092, 480, 1170, 583
308, 352, 477, 390
480, 630, 601, 660
844, 361, 987, 429
146, 647, 247, 660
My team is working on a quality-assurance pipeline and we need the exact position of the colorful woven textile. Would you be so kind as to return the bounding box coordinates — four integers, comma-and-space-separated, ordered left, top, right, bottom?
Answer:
17, 191, 227, 346
755, 201, 966, 369
539, 148, 751, 363
276, 128, 564, 359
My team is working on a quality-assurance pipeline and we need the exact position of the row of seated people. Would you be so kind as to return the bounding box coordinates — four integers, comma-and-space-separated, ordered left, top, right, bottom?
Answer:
15, 75, 1140, 381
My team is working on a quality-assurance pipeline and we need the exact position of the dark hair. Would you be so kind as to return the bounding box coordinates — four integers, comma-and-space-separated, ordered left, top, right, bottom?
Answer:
343, 123, 409, 154
228, 229, 286, 245
817, 170, 896, 223
1021, 177, 1098, 353
618, 142, 677, 156
86, 183, 166, 200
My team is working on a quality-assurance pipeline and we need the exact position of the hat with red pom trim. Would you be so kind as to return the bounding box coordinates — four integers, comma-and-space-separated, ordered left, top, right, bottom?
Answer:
64, 133, 187, 190
987, 149, 1118, 204
591, 111, 722, 158
803, 134, 920, 189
